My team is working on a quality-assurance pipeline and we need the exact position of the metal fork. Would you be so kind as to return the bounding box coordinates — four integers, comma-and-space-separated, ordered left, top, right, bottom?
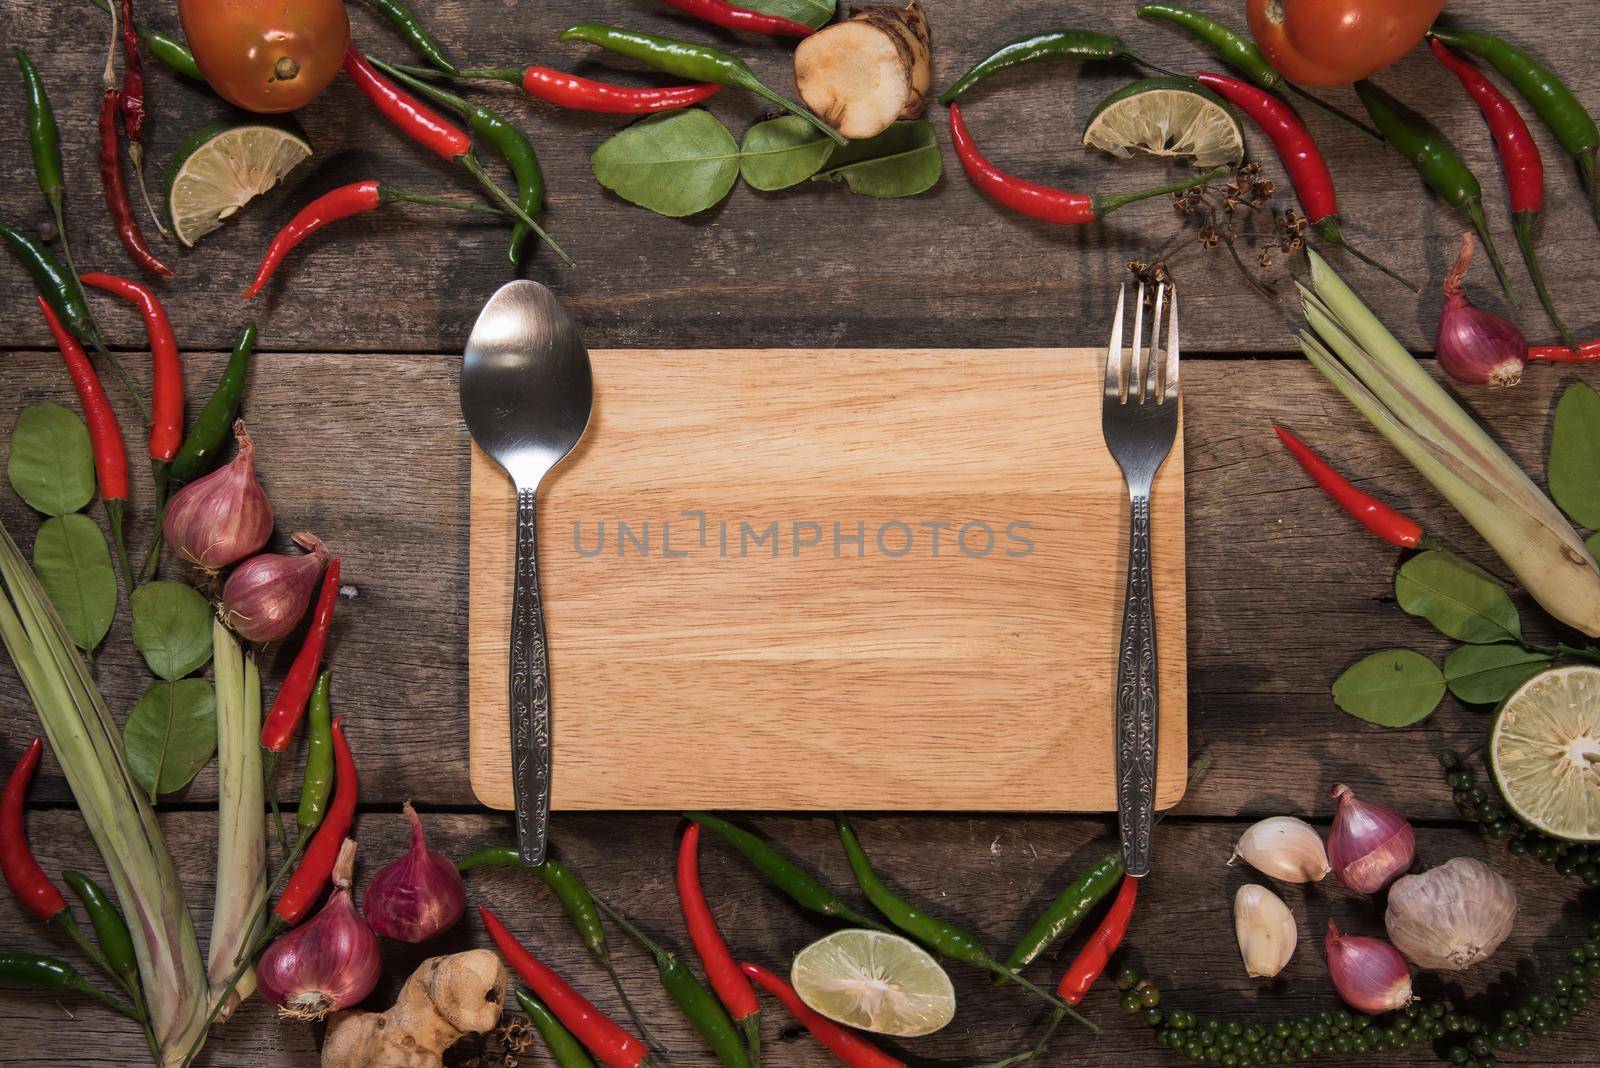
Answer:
1101, 281, 1180, 879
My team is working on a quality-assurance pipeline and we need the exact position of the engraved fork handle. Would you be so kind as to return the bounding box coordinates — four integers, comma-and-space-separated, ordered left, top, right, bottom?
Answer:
1115, 488, 1158, 878
510, 485, 552, 865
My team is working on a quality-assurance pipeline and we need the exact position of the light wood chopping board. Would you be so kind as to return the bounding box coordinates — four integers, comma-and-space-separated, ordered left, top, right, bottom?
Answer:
469, 348, 1187, 812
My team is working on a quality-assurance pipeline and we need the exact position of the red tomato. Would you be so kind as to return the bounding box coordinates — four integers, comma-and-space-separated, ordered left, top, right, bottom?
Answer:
178, 0, 350, 113
1246, 0, 1446, 87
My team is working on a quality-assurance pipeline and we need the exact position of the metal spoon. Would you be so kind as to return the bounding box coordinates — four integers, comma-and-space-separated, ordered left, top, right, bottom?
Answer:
460, 280, 593, 864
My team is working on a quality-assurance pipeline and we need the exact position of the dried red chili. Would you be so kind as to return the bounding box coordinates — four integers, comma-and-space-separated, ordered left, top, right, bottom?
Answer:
37, 297, 136, 593
115, 0, 165, 234
739, 961, 904, 1068
481, 907, 653, 1068
95, 11, 169, 279
677, 823, 761, 1057
654, 0, 813, 37
79, 273, 181, 462
1193, 71, 1414, 290
1, 739, 69, 924
1274, 424, 1423, 549
949, 102, 1221, 224
273, 718, 356, 926
260, 557, 342, 753
1056, 873, 1138, 1005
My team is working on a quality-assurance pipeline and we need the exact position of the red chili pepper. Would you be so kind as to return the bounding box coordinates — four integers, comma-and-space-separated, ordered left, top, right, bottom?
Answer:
246, 182, 383, 298
1056, 874, 1138, 1005
949, 103, 1220, 225
116, 0, 146, 143
481, 907, 652, 1068
260, 558, 342, 753
1529, 339, 1600, 362
521, 66, 723, 113
79, 273, 181, 462
1193, 71, 1414, 291
677, 823, 760, 1045
343, 44, 471, 161
654, 0, 813, 37
37, 297, 129, 504
1, 739, 69, 924
740, 961, 904, 1068
97, 88, 170, 277
1430, 39, 1574, 350
1274, 424, 1423, 549
273, 718, 356, 926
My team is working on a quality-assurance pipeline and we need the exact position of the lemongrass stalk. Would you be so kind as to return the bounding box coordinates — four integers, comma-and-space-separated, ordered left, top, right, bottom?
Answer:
206, 621, 267, 1022
0, 518, 207, 1065
1298, 259, 1600, 636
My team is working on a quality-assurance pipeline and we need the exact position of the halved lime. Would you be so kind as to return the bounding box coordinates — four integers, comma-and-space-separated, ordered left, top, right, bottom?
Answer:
1083, 77, 1245, 169
790, 929, 955, 1038
165, 121, 312, 247
1489, 665, 1600, 841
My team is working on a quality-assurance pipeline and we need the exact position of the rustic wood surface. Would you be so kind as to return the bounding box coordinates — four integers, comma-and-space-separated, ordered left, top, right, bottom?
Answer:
468, 348, 1186, 814
3, 0, 1600, 1062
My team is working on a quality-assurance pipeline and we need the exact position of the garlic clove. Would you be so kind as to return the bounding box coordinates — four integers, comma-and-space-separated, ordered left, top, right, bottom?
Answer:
1230, 816, 1331, 883
1385, 857, 1517, 972
1234, 884, 1297, 979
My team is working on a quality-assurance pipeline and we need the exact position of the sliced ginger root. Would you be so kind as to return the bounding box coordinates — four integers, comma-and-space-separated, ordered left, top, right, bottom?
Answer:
795, 1, 932, 141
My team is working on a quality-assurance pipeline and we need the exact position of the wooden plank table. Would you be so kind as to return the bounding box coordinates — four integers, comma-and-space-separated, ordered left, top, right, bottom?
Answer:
2, 0, 1599, 1063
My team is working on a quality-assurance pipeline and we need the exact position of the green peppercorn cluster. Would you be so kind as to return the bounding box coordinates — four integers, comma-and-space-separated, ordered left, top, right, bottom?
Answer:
1115, 943, 1600, 1068
1438, 749, 1600, 885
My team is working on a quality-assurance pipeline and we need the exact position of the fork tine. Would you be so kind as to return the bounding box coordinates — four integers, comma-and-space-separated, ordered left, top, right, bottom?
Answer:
1144, 283, 1165, 403
1163, 284, 1180, 404
1105, 284, 1126, 402
1128, 281, 1146, 405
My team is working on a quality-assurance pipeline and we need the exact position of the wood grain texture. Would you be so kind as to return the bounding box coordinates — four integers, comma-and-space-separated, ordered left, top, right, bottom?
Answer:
3, 810, 1597, 1065
2, 354, 1597, 821
2, 0, 1598, 353
468, 348, 1187, 812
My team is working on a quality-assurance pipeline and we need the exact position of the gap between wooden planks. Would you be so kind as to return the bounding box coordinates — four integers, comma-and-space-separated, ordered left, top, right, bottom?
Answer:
468, 349, 1187, 812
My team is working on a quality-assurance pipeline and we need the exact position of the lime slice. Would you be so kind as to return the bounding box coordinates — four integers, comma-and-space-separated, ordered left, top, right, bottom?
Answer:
165, 121, 312, 247
790, 929, 955, 1038
1489, 665, 1600, 841
1083, 77, 1245, 169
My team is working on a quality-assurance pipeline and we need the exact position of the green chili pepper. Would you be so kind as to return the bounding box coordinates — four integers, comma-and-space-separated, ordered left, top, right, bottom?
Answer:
60, 870, 140, 996
516, 989, 598, 1068
685, 812, 883, 929
1355, 80, 1519, 306
371, 57, 544, 266
14, 51, 78, 281
1000, 852, 1123, 979
457, 846, 661, 1050
296, 671, 335, 840
1428, 26, 1600, 219
1136, 3, 1380, 140
1, 220, 103, 353
559, 23, 846, 145
939, 30, 1172, 103
835, 817, 1096, 1029
0, 952, 138, 1018
169, 322, 254, 482
359, 0, 460, 75
85, 0, 203, 80
594, 896, 752, 1068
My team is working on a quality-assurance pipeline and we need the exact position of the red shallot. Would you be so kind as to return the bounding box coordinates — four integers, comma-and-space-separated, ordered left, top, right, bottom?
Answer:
257, 839, 381, 1021
222, 532, 331, 643
1325, 921, 1413, 1015
162, 421, 272, 570
1436, 232, 1527, 388
1327, 784, 1414, 894
362, 803, 465, 943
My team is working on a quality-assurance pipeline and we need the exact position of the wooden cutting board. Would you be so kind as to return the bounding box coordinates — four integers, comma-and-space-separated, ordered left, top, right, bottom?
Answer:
468, 348, 1187, 812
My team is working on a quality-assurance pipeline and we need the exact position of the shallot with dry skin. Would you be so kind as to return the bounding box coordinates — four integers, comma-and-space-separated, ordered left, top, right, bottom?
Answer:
258, 839, 381, 1021
222, 532, 331, 643
363, 803, 466, 943
1327, 784, 1414, 894
1325, 921, 1413, 1015
162, 421, 272, 570
1436, 232, 1528, 387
